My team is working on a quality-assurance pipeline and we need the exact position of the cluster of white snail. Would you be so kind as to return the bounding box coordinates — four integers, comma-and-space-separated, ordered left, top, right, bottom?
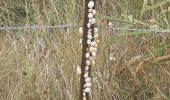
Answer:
79, 0, 99, 98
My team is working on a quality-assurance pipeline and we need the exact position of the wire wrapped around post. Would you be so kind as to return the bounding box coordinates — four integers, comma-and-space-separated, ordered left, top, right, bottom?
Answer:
79, 0, 97, 100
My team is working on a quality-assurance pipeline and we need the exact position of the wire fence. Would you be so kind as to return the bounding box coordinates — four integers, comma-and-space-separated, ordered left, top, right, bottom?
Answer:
0, 24, 170, 33
0, 25, 79, 30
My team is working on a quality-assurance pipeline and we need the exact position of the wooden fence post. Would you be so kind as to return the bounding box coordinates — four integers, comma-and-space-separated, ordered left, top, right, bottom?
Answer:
79, 0, 96, 100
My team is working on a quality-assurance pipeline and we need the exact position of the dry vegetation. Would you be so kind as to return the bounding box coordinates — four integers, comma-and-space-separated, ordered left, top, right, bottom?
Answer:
0, 0, 170, 100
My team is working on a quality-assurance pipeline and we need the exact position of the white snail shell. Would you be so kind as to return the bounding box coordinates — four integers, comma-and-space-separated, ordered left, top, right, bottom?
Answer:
86, 52, 90, 58
92, 9, 96, 15
86, 60, 91, 66
88, 1, 94, 9
79, 27, 83, 33
87, 39, 91, 45
87, 34, 92, 40
86, 83, 92, 88
88, 13, 94, 19
84, 88, 91, 93
87, 23, 91, 28
94, 27, 98, 33
88, 9, 93, 12
85, 77, 91, 83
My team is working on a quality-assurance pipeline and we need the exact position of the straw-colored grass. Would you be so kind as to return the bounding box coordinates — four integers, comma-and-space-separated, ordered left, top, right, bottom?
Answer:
0, 0, 170, 100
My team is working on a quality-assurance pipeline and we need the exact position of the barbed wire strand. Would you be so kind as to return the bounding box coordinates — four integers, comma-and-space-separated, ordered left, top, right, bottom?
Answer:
0, 25, 79, 30
105, 26, 170, 33
0, 24, 170, 33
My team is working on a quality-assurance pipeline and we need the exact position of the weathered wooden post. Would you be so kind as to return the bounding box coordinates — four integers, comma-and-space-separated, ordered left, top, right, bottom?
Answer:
79, 0, 97, 100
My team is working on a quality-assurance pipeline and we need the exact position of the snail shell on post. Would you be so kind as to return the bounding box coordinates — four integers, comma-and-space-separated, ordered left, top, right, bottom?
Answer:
88, 1, 94, 9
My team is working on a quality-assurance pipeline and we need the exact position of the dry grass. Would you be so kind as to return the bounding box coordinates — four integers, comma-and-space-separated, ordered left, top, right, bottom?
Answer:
0, 0, 170, 100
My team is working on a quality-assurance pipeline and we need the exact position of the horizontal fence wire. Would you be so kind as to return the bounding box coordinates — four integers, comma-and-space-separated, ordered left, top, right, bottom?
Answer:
0, 25, 80, 30
0, 24, 170, 33
107, 27, 170, 33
